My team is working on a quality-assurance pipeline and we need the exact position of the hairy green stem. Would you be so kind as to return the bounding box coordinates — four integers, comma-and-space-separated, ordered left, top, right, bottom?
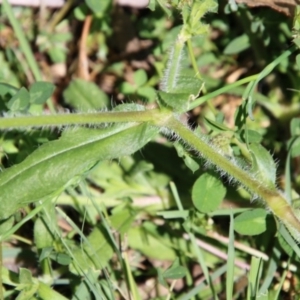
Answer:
0, 109, 171, 129
164, 116, 300, 236
1, 106, 300, 239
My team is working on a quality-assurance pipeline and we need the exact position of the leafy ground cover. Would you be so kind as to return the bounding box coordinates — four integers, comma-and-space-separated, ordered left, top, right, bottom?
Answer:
1, 0, 300, 299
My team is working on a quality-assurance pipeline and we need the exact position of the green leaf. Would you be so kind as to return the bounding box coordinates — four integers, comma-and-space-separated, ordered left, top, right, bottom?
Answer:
148, 0, 156, 10
223, 34, 250, 55
133, 69, 148, 87
290, 136, 300, 157
128, 222, 182, 261
294, 7, 300, 33
0, 216, 14, 234
157, 91, 190, 112
47, 31, 71, 43
163, 258, 187, 279
296, 54, 300, 70
69, 209, 135, 274
0, 52, 20, 88
39, 247, 53, 262
0, 115, 158, 222
119, 82, 136, 94
171, 75, 202, 96
74, 3, 89, 21
228, 0, 238, 11
204, 117, 233, 132
183, 0, 217, 37
16, 281, 39, 300
6, 87, 30, 111
277, 224, 300, 258
290, 118, 300, 136
192, 173, 226, 213
247, 256, 263, 299
157, 268, 168, 287
174, 141, 199, 173
37, 282, 68, 300
234, 209, 267, 235
63, 78, 109, 111
50, 252, 72, 265
239, 129, 262, 143
294, 37, 300, 48
226, 212, 235, 299
157, 210, 189, 219
256, 292, 269, 300
128, 229, 176, 260
128, 160, 153, 175
249, 143, 276, 188
48, 47, 67, 64
88, 157, 168, 205
85, 0, 110, 16
137, 86, 157, 101
29, 81, 55, 105
34, 217, 55, 249
153, 0, 172, 16
19, 268, 33, 284
0, 82, 18, 96
277, 228, 294, 257
2, 266, 19, 286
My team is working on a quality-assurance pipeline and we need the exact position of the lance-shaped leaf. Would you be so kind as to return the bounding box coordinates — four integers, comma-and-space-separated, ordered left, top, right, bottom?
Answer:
0, 121, 158, 221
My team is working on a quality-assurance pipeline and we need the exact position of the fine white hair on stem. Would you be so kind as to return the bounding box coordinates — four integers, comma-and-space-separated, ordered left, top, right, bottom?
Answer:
159, 119, 280, 208
0, 106, 118, 131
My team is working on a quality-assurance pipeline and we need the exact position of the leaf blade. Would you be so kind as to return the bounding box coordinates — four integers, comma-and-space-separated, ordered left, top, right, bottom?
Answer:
234, 209, 267, 236
0, 121, 158, 221
192, 173, 226, 213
